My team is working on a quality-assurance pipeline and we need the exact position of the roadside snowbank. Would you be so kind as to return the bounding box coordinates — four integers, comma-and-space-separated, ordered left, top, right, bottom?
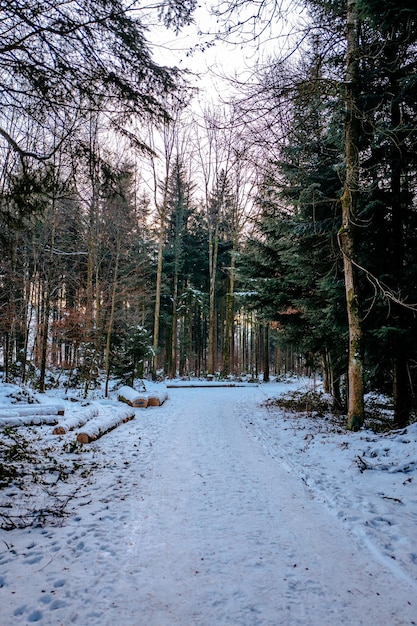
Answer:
241, 381, 417, 588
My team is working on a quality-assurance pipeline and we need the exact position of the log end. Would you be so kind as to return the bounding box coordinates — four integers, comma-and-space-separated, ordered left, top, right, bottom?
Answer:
76, 432, 91, 444
132, 399, 148, 408
53, 426, 67, 435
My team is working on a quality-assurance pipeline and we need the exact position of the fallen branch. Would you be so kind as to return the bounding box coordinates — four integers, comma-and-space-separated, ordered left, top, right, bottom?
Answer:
355, 455, 416, 474
356, 455, 370, 473
382, 495, 403, 504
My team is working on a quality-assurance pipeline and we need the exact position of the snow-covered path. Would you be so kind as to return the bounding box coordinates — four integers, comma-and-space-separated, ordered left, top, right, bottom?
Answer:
1, 386, 416, 625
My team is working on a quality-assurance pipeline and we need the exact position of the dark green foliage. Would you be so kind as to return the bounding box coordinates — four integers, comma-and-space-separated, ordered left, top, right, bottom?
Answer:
241, 1, 417, 423
0, 0, 189, 123
159, 0, 198, 32
0, 165, 54, 244
353, 1, 417, 424
111, 326, 153, 386
358, 0, 417, 28
240, 50, 348, 394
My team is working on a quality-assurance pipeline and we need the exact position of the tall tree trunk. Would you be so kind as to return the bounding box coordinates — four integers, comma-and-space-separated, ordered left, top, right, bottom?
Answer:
39, 198, 57, 393
86, 114, 100, 345
263, 323, 270, 383
105, 245, 120, 397
207, 225, 219, 375
169, 270, 179, 378
222, 247, 236, 377
340, 0, 365, 430
152, 206, 166, 377
389, 65, 411, 427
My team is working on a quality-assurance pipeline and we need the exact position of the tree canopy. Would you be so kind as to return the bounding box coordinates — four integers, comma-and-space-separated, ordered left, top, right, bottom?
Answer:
0, 0, 195, 160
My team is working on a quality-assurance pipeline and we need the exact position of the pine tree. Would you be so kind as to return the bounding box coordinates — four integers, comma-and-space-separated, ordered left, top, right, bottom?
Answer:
354, 0, 417, 425
162, 157, 196, 376
240, 45, 348, 404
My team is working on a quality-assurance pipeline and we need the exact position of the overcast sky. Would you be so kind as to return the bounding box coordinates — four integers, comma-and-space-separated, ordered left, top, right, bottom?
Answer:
149, 2, 306, 105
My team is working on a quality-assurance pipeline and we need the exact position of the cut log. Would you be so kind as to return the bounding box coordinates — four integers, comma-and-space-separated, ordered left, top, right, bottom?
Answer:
52, 407, 99, 435
53, 426, 67, 435
147, 390, 169, 406
165, 382, 258, 388
117, 385, 148, 408
0, 404, 65, 418
0, 414, 59, 428
75, 407, 135, 444
76, 432, 91, 444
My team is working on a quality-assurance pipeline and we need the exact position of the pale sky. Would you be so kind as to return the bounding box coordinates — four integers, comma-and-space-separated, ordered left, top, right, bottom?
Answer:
149, 2, 306, 105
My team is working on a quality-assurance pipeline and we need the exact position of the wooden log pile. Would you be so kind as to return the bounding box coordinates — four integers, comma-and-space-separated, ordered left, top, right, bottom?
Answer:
75, 406, 135, 443
117, 385, 149, 408
0, 404, 65, 427
117, 385, 168, 408
53, 407, 99, 435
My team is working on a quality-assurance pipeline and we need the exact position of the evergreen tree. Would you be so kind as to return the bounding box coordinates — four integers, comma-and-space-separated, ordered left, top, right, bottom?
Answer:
355, 0, 417, 425
111, 325, 153, 387
242, 0, 417, 424
161, 156, 196, 376
240, 48, 348, 404
206, 169, 234, 375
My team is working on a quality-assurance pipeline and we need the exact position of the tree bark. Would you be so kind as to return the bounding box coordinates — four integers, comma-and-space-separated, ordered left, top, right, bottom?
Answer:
207, 223, 219, 375
222, 247, 236, 377
263, 323, 270, 383
340, 0, 365, 430
152, 208, 165, 376
104, 243, 120, 397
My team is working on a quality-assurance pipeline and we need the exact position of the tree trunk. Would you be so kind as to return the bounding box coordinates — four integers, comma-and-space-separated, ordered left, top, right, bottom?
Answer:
39, 196, 58, 393
105, 244, 120, 397
169, 270, 179, 378
340, 0, 365, 430
389, 62, 411, 427
207, 225, 219, 375
263, 323, 270, 383
152, 206, 166, 377
222, 247, 236, 377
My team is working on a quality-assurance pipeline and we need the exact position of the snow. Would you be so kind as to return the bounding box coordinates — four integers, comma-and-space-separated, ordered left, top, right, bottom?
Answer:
0, 378, 416, 625
117, 384, 169, 408
73, 405, 135, 443
0, 405, 65, 418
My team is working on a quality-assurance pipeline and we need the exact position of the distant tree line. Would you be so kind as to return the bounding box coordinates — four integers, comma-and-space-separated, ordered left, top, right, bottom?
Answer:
1, 0, 417, 430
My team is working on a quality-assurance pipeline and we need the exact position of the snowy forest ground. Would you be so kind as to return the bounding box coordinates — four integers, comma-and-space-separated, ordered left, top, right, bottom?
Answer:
0, 378, 416, 625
